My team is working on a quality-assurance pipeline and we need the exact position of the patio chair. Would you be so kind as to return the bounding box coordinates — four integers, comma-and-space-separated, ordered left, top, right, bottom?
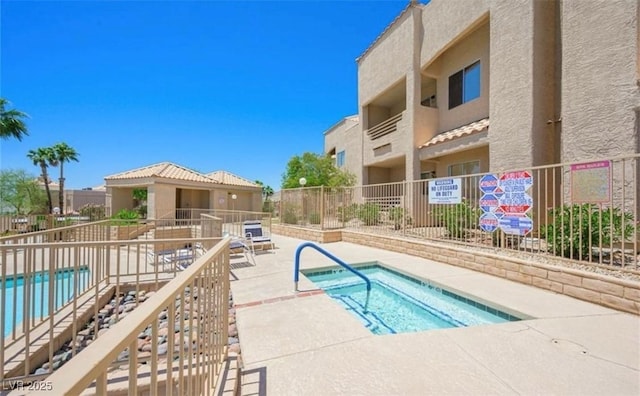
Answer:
224, 232, 256, 265
147, 244, 203, 271
242, 220, 274, 253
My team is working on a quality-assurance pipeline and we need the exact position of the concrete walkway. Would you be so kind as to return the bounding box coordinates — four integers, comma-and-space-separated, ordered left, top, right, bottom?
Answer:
231, 235, 640, 396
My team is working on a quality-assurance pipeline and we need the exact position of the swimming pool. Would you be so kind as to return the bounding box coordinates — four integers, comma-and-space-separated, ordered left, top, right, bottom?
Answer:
1, 268, 91, 337
304, 263, 520, 335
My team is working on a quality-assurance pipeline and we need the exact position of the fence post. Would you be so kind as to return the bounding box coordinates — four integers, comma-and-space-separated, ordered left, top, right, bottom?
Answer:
403, 181, 407, 236
320, 186, 325, 230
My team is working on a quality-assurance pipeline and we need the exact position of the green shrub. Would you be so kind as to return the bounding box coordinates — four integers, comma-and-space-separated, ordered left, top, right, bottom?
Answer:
337, 203, 358, 223
542, 204, 636, 259
388, 207, 412, 229
438, 201, 480, 239
308, 212, 321, 224
282, 206, 298, 225
136, 205, 147, 219
357, 203, 380, 226
111, 209, 139, 225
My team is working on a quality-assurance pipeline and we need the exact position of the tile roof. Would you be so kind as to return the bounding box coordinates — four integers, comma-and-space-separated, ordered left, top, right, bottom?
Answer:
206, 171, 258, 187
419, 118, 489, 148
104, 162, 218, 184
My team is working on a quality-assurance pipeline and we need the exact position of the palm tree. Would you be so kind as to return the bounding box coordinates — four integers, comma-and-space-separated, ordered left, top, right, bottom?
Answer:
0, 98, 29, 141
27, 147, 57, 214
52, 142, 79, 214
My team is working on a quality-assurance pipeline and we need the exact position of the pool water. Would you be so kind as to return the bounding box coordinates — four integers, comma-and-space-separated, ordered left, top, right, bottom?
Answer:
1, 268, 90, 337
304, 264, 520, 335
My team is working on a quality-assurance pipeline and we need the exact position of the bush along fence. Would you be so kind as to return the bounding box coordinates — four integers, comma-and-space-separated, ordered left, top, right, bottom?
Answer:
279, 154, 640, 272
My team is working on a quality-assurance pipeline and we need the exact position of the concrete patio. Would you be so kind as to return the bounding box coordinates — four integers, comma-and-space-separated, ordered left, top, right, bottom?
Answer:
231, 235, 640, 395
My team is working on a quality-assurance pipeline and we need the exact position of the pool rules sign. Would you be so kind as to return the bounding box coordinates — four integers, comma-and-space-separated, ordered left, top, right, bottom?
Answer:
478, 171, 534, 235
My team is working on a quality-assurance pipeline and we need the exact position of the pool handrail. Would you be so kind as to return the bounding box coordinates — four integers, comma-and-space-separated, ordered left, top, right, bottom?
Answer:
293, 242, 371, 310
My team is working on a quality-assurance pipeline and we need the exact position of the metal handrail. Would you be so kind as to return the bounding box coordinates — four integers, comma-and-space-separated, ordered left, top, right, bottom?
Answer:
293, 242, 371, 310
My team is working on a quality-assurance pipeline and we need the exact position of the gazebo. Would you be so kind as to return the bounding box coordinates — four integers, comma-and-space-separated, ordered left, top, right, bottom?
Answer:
104, 162, 262, 219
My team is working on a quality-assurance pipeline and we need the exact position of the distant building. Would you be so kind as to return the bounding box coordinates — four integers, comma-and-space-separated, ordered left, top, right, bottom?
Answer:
64, 186, 107, 214
324, 0, 640, 184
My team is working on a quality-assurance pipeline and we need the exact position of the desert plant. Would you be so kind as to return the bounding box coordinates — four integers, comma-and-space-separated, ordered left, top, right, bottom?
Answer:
542, 204, 636, 259
282, 205, 298, 225
337, 203, 357, 223
111, 208, 139, 225
388, 206, 412, 229
438, 200, 480, 239
357, 203, 380, 226
308, 212, 321, 224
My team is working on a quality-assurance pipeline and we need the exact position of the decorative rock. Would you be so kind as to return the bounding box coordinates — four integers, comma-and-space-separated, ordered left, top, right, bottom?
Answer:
35, 367, 48, 375
158, 327, 169, 337
228, 343, 241, 354
228, 337, 239, 345
158, 343, 168, 355
141, 343, 153, 352
228, 324, 238, 337
137, 339, 147, 351
117, 350, 129, 361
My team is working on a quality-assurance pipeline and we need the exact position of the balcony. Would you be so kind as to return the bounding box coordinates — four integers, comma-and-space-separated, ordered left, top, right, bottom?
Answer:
365, 112, 404, 140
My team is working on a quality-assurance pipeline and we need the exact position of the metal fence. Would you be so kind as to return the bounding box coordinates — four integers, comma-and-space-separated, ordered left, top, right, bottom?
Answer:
32, 238, 230, 395
1, 218, 226, 391
174, 208, 272, 239
280, 154, 640, 272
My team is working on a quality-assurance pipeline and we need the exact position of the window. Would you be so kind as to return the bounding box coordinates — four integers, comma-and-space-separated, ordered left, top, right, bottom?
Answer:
448, 160, 480, 199
420, 171, 435, 180
448, 160, 480, 176
448, 61, 481, 109
336, 150, 345, 167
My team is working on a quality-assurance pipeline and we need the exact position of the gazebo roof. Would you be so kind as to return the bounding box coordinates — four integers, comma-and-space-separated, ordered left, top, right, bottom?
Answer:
206, 171, 258, 187
105, 162, 218, 184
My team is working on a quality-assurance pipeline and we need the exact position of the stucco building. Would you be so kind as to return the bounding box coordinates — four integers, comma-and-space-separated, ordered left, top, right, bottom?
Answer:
324, 0, 640, 185
105, 162, 262, 220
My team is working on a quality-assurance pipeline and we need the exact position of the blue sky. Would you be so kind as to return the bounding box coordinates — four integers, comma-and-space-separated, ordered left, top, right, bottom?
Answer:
1, 0, 407, 190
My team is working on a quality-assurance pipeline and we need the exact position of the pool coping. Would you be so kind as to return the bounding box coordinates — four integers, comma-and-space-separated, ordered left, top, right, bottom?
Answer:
231, 235, 640, 395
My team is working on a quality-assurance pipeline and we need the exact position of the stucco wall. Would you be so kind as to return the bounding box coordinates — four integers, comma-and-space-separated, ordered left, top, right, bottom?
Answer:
435, 22, 490, 133
151, 183, 176, 219
420, 0, 490, 65
432, 146, 490, 177
560, 0, 640, 161
358, 12, 414, 106
488, 0, 537, 171
324, 117, 362, 185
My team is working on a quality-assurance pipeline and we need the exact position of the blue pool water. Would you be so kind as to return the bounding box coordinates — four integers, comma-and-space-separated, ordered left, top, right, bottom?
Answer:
1, 268, 90, 337
304, 264, 520, 335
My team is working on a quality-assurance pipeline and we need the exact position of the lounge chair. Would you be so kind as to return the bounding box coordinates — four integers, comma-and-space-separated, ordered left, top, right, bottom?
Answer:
242, 220, 274, 253
147, 244, 204, 271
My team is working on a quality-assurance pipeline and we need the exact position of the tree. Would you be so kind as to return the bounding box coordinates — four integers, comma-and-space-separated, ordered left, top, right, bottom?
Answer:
0, 98, 29, 141
27, 147, 57, 214
281, 152, 356, 188
254, 180, 274, 200
0, 169, 47, 215
52, 142, 79, 213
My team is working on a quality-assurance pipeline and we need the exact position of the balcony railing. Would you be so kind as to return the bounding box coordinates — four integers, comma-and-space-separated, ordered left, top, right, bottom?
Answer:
365, 112, 404, 140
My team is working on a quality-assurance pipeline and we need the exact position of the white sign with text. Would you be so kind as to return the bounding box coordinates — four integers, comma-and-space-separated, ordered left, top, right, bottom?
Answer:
428, 178, 462, 204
